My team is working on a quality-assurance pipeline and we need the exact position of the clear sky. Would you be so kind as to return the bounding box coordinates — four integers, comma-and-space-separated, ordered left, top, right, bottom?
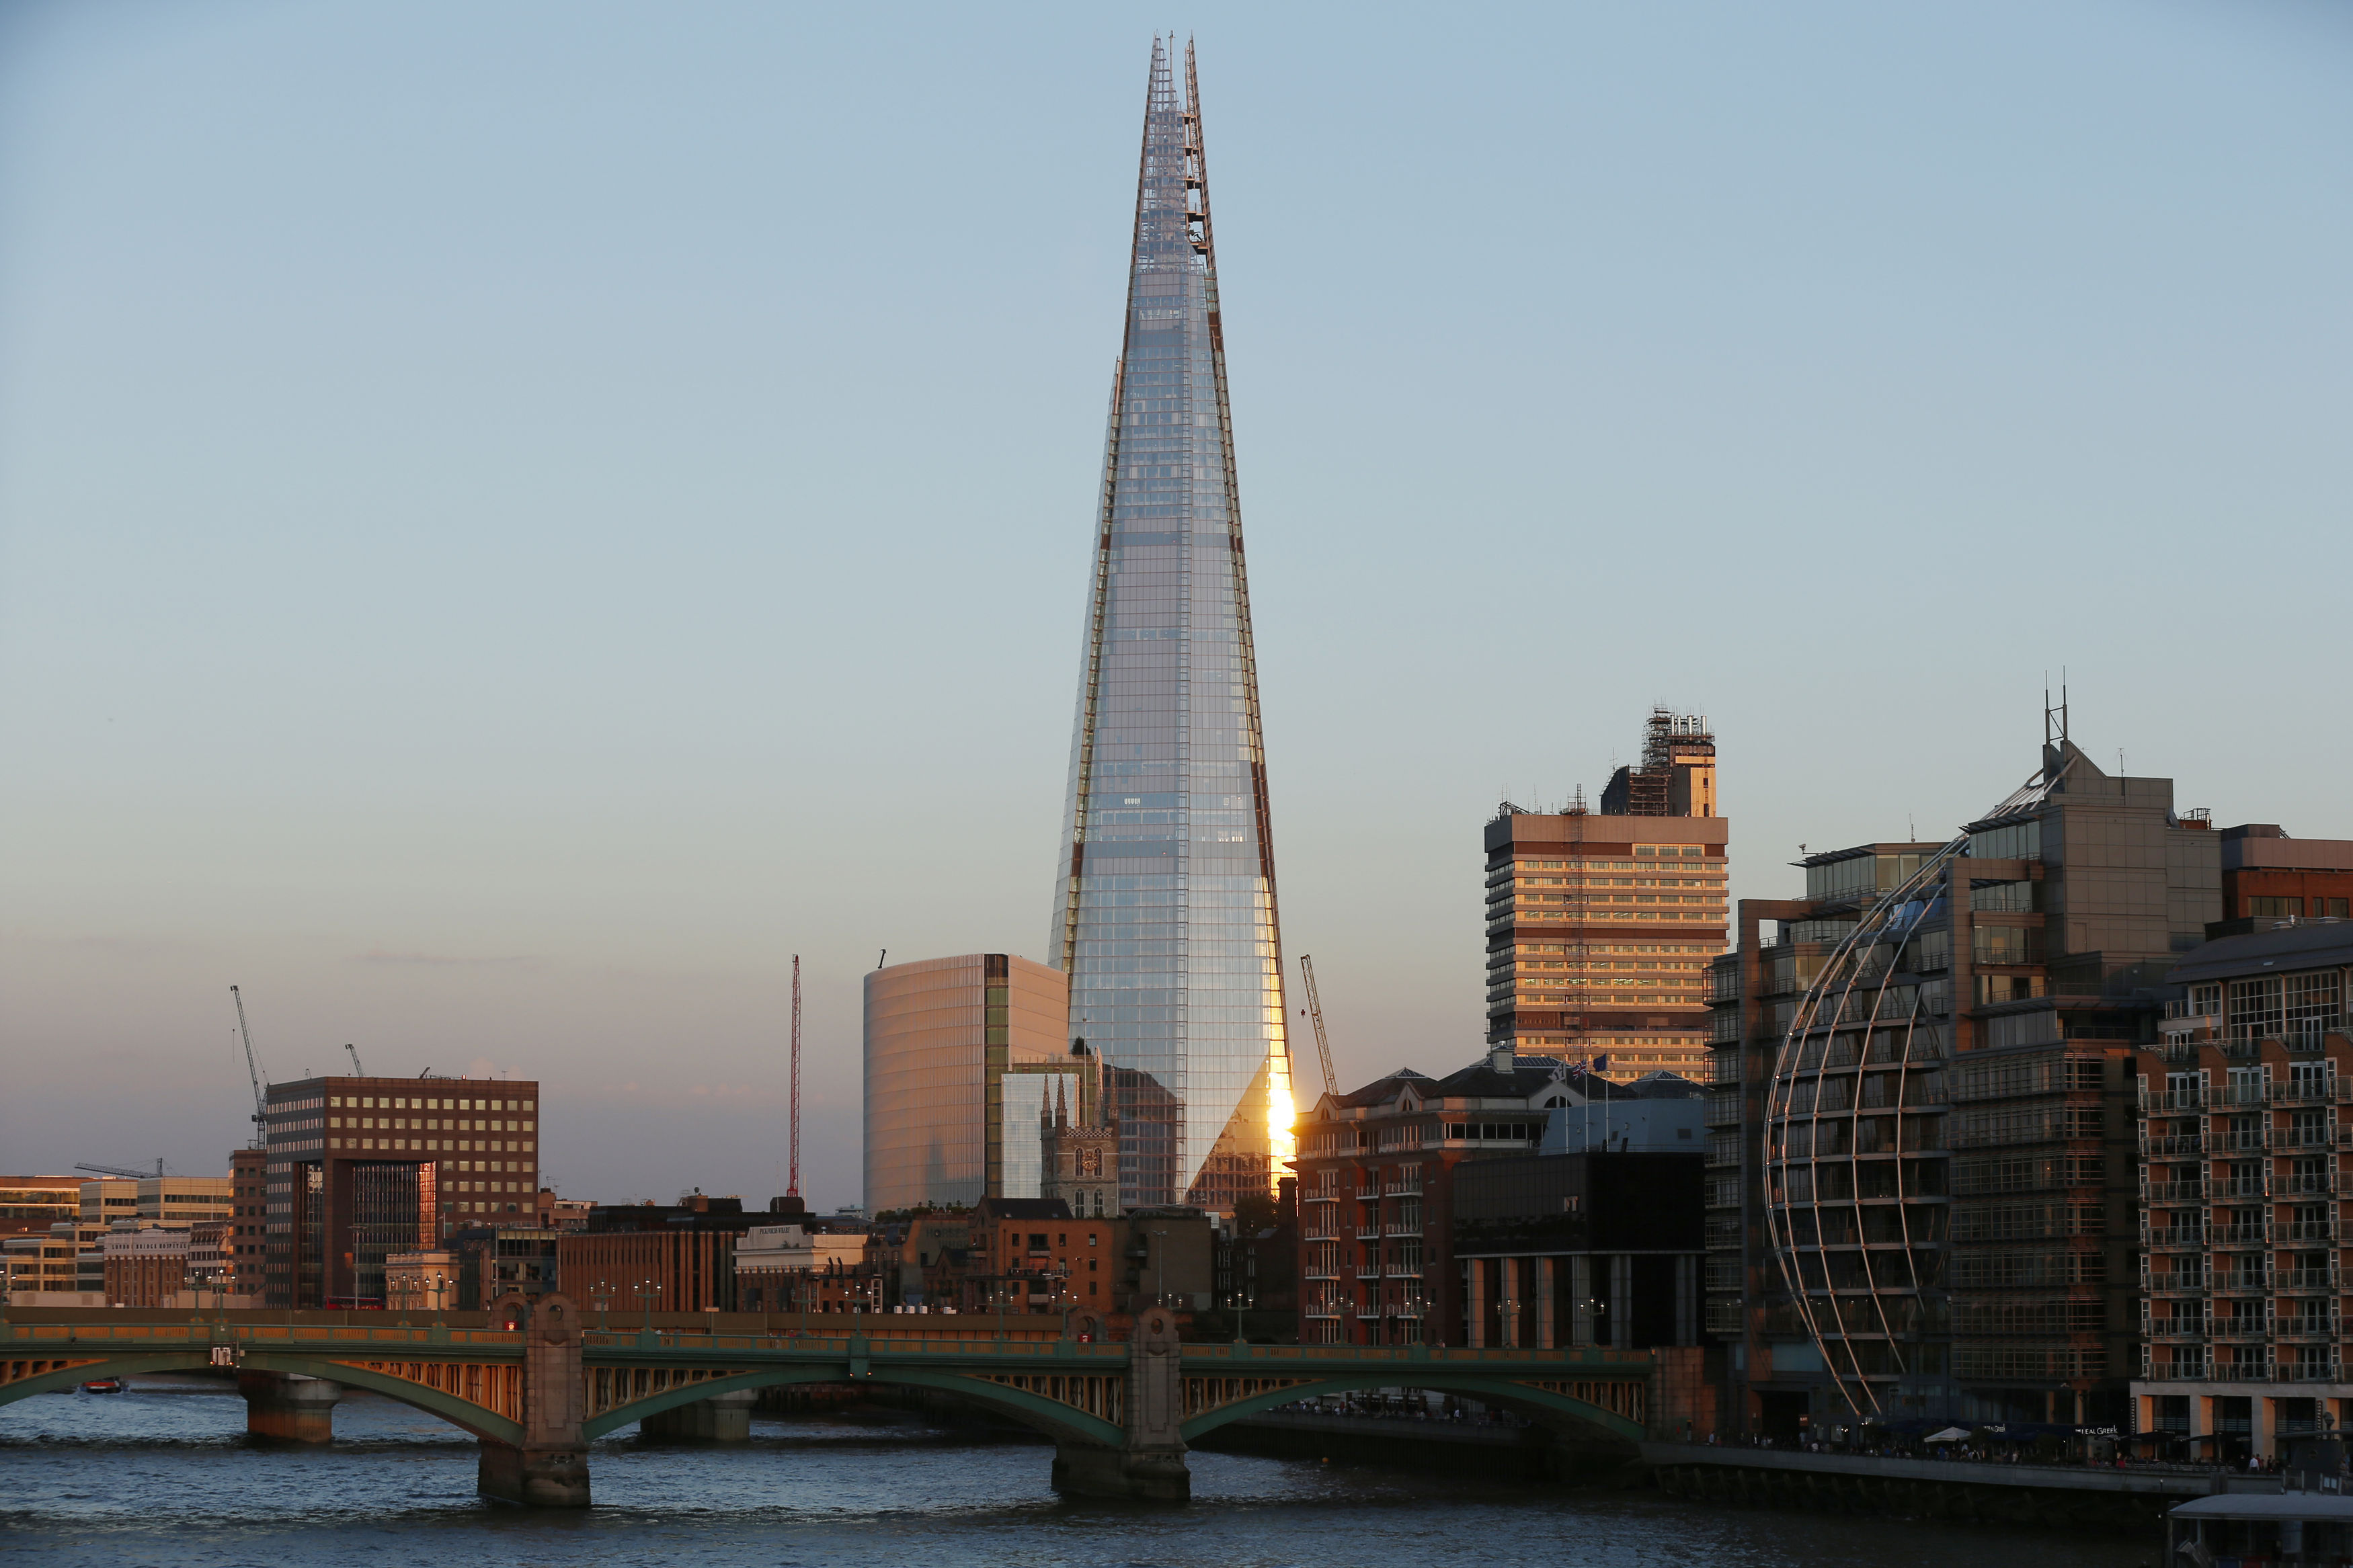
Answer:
2, 2, 2346, 1208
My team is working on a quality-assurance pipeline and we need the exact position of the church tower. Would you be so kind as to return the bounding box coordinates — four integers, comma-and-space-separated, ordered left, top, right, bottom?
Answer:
1041, 1044, 1122, 1220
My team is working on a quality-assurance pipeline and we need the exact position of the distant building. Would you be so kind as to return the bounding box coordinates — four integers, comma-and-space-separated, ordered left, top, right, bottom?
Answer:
733, 1225, 879, 1313
79, 1179, 137, 1225
553, 1194, 767, 1315
263, 1074, 542, 1307
1040, 1046, 1120, 1221
0, 1178, 81, 1239
101, 1225, 190, 1307
863, 954, 1071, 1214
2130, 920, 2353, 1464
229, 1149, 267, 1299
384, 1249, 461, 1311
2215, 824, 2353, 932
1453, 1143, 1706, 1352
3, 1225, 91, 1305
888, 1211, 972, 1307
452, 1228, 562, 1309
1486, 708, 1730, 1082
1295, 1048, 1700, 1346
1716, 731, 2223, 1440
959, 1197, 1118, 1316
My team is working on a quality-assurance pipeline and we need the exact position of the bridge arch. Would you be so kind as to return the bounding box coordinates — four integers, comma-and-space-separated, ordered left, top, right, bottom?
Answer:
1178, 1370, 1644, 1447
0, 1348, 524, 1445
583, 1364, 1124, 1449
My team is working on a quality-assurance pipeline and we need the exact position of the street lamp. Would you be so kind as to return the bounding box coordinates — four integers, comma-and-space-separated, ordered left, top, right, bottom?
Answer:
591, 1279, 612, 1332
1150, 1227, 1169, 1309
635, 1279, 664, 1335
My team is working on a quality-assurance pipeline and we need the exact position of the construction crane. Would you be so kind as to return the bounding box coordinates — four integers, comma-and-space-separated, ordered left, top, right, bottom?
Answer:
787, 954, 803, 1200
345, 1042, 367, 1077
230, 985, 268, 1149
76, 1160, 171, 1180
1296, 954, 1339, 1098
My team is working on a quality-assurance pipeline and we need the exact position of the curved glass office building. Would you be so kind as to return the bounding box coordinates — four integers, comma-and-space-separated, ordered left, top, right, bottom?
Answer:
1050, 38, 1291, 1213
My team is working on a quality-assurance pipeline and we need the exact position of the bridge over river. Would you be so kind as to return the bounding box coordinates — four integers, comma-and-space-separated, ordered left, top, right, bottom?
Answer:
0, 1297, 1657, 1505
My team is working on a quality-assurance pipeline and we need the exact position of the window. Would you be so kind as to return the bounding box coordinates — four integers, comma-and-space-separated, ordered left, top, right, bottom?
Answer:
1970, 819, 2042, 862
2249, 897, 2305, 919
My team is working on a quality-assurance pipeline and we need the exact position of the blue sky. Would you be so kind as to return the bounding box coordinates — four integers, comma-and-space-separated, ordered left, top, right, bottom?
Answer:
2, 1, 2346, 1207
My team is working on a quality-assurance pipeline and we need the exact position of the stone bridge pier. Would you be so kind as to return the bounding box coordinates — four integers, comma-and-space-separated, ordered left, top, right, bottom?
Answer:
1051, 1307, 1189, 1503
237, 1372, 342, 1442
477, 1292, 590, 1508
640, 1388, 757, 1442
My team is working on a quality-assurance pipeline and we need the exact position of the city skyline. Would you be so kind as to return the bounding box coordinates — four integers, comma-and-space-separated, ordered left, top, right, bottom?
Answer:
1, 7, 2346, 1208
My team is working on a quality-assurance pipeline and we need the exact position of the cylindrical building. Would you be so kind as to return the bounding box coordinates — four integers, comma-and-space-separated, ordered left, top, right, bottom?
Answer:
863, 954, 1070, 1215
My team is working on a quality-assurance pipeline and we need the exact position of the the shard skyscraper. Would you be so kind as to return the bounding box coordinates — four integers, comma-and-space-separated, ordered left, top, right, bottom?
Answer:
1052, 38, 1291, 1215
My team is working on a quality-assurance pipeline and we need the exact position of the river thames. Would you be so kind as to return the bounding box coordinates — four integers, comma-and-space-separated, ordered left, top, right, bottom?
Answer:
2, 1380, 2157, 1568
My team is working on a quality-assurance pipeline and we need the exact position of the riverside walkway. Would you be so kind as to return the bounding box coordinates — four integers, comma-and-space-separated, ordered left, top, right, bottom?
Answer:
0, 1298, 1654, 1506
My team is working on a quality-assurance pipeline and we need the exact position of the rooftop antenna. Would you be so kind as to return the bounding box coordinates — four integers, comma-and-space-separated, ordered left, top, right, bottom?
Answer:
877, 948, 887, 971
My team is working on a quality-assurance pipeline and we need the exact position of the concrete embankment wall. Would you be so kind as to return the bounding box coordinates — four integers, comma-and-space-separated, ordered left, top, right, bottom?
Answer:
1643, 1444, 2235, 1532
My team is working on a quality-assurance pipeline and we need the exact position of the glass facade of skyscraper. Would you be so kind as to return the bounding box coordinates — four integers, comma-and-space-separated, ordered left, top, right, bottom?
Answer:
1051, 39, 1291, 1214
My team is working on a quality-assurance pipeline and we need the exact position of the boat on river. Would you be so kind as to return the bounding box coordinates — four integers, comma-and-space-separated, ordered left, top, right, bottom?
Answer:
78, 1378, 126, 1395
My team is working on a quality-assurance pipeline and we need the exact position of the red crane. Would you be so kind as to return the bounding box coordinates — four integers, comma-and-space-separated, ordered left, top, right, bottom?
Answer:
788, 954, 802, 1199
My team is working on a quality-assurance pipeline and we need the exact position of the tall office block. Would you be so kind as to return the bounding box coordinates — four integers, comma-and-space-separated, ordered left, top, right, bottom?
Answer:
264, 1074, 541, 1307
863, 954, 1072, 1214
1050, 39, 1291, 1214
1486, 710, 1729, 1081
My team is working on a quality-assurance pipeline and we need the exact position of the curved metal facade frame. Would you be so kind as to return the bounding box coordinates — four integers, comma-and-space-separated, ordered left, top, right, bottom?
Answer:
1761, 837, 1967, 1420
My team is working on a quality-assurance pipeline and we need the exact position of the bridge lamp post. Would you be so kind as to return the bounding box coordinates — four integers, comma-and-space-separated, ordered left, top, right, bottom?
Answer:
1150, 1227, 1169, 1309
636, 1280, 663, 1335
1575, 1296, 1602, 1349
590, 1279, 613, 1333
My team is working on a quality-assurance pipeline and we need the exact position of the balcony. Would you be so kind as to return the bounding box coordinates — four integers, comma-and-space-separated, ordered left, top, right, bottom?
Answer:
2143, 1134, 2205, 1157
2210, 1321, 2272, 1340
2143, 1182, 2208, 1205
2209, 1178, 2268, 1200
2272, 1079, 2351, 1104
1384, 1221, 1420, 1237
1385, 1262, 1423, 1278
1354, 1186, 1380, 1202
2277, 1175, 2340, 1198
2145, 1229, 2207, 1250
1353, 1227, 1380, 1241
2210, 1225, 2274, 1248
2278, 1321, 2342, 1342
2283, 1363, 2346, 1383
2212, 1274, 2273, 1294
2278, 1269, 2340, 1291
2284, 1221, 2338, 1243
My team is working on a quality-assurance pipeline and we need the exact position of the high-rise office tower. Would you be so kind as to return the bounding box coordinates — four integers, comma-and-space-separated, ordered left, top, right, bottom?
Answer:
1051, 39, 1291, 1214
1486, 710, 1728, 1081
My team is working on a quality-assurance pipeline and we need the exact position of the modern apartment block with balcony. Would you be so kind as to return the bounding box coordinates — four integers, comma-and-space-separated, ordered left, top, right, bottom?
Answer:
2130, 919, 2353, 1463
1712, 735, 2220, 1437
1485, 710, 1728, 1085
1293, 1050, 1587, 1346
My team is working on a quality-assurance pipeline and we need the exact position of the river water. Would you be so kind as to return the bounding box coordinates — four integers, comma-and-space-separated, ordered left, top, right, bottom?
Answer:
1, 1379, 2156, 1568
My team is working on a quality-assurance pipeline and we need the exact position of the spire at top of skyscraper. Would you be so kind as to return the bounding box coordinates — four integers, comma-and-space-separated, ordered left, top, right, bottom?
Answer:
1050, 40, 1291, 1214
